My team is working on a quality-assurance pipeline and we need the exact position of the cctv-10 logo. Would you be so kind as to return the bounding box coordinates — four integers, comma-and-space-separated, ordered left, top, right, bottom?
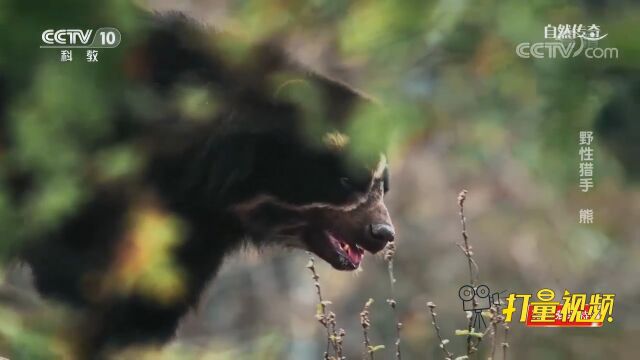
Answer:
41, 28, 121, 48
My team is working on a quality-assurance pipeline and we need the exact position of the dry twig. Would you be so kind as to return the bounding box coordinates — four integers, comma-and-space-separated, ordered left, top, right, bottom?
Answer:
427, 301, 453, 360
306, 255, 344, 359
360, 298, 384, 359
384, 242, 402, 360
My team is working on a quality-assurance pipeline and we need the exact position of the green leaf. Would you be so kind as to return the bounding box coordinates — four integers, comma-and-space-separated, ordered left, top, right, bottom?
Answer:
368, 345, 385, 352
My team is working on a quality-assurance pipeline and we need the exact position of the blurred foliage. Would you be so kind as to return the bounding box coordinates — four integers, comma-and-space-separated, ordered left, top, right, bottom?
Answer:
0, 0, 639, 359
101, 204, 186, 305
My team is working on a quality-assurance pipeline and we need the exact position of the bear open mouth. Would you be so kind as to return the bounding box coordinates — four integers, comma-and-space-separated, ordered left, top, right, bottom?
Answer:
323, 231, 365, 270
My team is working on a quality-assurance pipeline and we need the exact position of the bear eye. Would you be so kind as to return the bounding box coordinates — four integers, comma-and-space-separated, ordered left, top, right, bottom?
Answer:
340, 177, 353, 189
382, 167, 389, 193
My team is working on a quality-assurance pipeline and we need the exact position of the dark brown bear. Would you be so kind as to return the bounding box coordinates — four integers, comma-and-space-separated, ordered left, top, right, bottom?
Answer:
15, 13, 394, 358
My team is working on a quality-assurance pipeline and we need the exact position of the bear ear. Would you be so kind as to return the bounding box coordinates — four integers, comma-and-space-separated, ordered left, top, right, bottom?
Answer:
269, 68, 375, 130
315, 73, 378, 130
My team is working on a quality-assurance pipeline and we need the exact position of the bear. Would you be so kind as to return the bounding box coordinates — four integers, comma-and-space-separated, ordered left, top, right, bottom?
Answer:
10, 13, 395, 358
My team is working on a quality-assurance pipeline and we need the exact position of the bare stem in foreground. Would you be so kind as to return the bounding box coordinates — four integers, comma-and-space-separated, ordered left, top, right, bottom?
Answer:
457, 190, 478, 356
490, 307, 499, 359
306, 255, 344, 359
427, 301, 453, 360
384, 242, 402, 360
457, 190, 478, 287
360, 298, 376, 360
454, 190, 510, 359
502, 324, 510, 360
471, 305, 504, 357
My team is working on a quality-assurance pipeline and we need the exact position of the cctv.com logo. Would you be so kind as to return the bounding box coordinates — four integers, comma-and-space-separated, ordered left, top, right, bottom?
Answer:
515, 23, 618, 59
516, 41, 618, 59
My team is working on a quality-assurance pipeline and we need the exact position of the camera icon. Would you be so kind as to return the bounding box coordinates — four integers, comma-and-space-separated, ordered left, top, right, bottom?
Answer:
458, 284, 500, 329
